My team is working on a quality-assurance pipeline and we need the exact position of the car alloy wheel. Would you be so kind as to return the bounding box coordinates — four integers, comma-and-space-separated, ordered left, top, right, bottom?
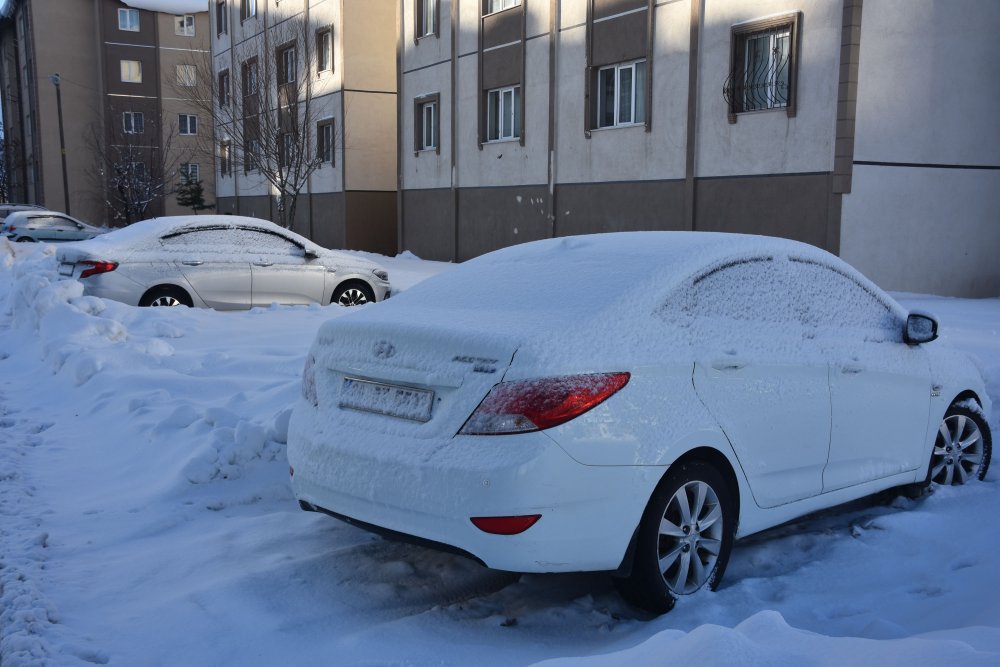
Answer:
932, 407, 990, 485
149, 295, 183, 307
337, 288, 369, 306
657, 480, 724, 595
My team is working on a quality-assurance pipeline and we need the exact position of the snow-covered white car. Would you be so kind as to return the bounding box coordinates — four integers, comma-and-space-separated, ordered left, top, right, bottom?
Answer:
2, 210, 108, 243
287, 232, 992, 613
55, 215, 391, 309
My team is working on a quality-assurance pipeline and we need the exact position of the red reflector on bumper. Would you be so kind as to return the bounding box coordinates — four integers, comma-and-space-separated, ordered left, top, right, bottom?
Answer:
470, 514, 541, 535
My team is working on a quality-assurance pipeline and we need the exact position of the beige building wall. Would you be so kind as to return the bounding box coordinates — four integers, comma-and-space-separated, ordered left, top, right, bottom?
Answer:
29, 0, 103, 224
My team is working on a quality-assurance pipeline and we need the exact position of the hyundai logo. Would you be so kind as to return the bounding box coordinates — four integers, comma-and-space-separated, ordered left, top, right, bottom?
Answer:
373, 340, 396, 359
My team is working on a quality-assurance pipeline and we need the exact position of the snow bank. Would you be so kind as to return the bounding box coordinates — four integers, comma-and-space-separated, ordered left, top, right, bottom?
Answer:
0, 236, 997, 666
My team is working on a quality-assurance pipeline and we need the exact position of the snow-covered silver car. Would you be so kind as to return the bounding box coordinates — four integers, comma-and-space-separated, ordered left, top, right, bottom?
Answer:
2, 210, 108, 243
288, 231, 991, 614
55, 215, 391, 309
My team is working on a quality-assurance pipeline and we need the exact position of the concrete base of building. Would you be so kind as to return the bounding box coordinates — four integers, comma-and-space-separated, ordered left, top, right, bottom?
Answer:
401, 173, 840, 263
216, 190, 397, 256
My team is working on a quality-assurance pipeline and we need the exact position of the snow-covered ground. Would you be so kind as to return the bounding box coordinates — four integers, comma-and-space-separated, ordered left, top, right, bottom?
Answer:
1, 238, 997, 666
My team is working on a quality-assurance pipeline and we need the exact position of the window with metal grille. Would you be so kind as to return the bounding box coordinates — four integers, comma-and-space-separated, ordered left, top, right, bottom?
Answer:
723, 13, 800, 122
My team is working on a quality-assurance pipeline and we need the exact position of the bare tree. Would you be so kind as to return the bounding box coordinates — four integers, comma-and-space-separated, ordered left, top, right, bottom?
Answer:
88, 110, 189, 225
180, 15, 329, 229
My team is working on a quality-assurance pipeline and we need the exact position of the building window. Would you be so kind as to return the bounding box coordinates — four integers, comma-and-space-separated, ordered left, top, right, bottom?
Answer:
175, 14, 195, 37
417, 0, 437, 37
279, 132, 296, 167
242, 59, 259, 97
179, 114, 198, 135
220, 141, 231, 176
597, 60, 646, 128
317, 29, 332, 73
216, 1, 227, 36
180, 163, 200, 184
316, 121, 334, 164
485, 0, 520, 15
279, 45, 296, 84
724, 13, 800, 122
244, 139, 260, 172
486, 85, 519, 141
122, 111, 144, 134
130, 162, 146, 179
118, 8, 140, 32
240, 0, 257, 22
177, 64, 197, 87
218, 70, 230, 106
417, 99, 440, 151
120, 60, 142, 83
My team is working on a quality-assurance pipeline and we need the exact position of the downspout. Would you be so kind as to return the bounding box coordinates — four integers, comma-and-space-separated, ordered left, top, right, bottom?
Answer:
395, 0, 403, 254
451, 0, 458, 261
683, 0, 703, 232
546, 0, 557, 238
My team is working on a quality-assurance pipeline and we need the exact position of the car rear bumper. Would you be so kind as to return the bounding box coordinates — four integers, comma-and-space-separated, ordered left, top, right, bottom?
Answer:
287, 399, 664, 573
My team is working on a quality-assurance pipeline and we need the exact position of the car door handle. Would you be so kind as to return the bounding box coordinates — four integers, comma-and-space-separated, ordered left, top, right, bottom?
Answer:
252, 261, 273, 267
711, 359, 747, 372
181, 260, 203, 266
841, 364, 864, 375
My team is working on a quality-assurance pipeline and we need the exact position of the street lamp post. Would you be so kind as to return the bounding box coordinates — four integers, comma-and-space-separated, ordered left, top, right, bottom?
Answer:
48, 73, 70, 215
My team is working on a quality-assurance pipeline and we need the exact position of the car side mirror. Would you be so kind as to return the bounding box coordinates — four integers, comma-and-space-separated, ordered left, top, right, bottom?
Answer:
904, 312, 938, 345
303, 248, 320, 260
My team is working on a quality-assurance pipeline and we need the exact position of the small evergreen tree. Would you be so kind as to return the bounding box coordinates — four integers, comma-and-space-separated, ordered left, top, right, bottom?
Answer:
175, 179, 214, 215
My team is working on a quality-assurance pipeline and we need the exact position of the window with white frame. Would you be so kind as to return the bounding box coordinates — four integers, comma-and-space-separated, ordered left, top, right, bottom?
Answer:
485, 0, 520, 14
122, 111, 144, 134
120, 60, 142, 83
175, 14, 195, 37
317, 121, 334, 164
180, 163, 200, 184
242, 59, 259, 97
597, 60, 646, 128
118, 8, 139, 32
240, 0, 257, 22
418, 0, 437, 37
177, 64, 197, 87
419, 100, 437, 150
317, 29, 332, 72
179, 114, 198, 135
130, 162, 146, 179
279, 45, 296, 84
219, 141, 231, 176
486, 85, 520, 141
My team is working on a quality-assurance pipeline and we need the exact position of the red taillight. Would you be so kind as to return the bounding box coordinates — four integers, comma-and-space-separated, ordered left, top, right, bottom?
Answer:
79, 260, 118, 279
471, 515, 541, 535
459, 372, 630, 435
7, 225, 15, 232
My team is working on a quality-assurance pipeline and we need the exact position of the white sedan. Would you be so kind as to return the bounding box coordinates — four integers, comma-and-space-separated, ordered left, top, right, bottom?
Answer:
286, 232, 991, 613
2, 210, 108, 243
55, 215, 391, 309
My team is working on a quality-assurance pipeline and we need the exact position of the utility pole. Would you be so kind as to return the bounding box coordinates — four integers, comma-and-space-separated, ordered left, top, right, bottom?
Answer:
48, 73, 70, 215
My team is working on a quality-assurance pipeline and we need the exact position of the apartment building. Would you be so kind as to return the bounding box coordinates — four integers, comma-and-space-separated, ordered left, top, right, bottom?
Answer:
399, 0, 1000, 297
211, 0, 398, 255
0, 0, 214, 225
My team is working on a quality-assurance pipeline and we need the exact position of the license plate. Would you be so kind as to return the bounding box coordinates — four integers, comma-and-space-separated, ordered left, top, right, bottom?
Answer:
58, 263, 75, 276
339, 377, 434, 423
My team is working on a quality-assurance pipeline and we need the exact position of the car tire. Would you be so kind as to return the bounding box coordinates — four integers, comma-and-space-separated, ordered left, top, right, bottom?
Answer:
614, 459, 736, 615
928, 403, 992, 486
139, 286, 192, 308
332, 281, 375, 307
15, 236, 35, 242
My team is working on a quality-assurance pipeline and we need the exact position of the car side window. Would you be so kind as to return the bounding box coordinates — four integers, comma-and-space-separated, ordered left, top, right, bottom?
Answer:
230, 228, 301, 256
160, 227, 241, 253
789, 259, 899, 339
671, 257, 795, 324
